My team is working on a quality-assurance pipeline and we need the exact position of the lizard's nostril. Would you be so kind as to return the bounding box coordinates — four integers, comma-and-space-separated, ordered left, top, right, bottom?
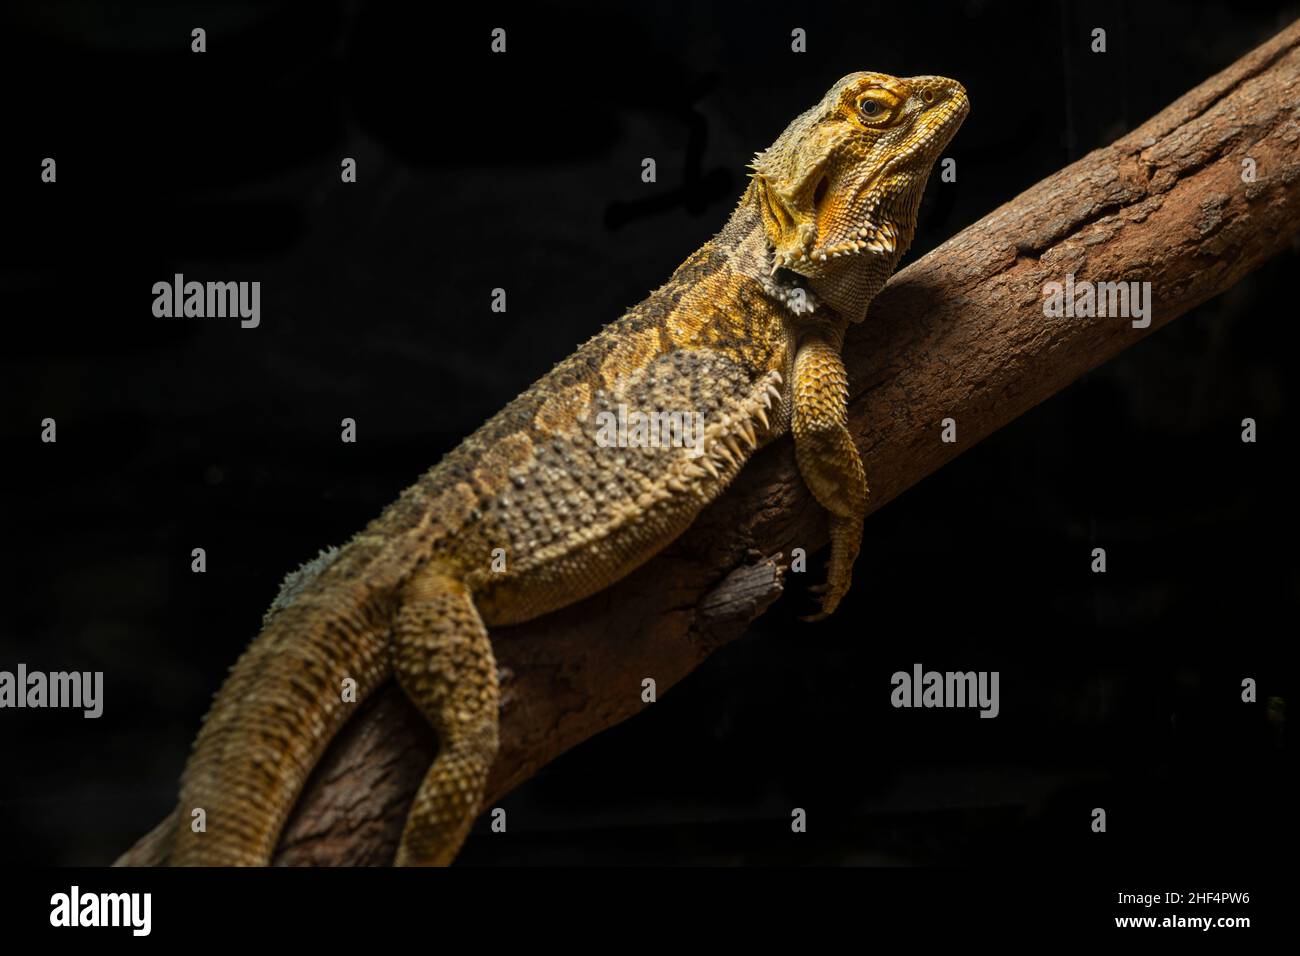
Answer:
922, 89, 935, 104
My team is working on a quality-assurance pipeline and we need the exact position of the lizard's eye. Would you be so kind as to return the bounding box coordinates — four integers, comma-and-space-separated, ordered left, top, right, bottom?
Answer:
859, 99, 882, 118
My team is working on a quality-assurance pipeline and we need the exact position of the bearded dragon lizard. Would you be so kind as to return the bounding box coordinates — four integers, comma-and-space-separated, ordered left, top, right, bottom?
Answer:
170, 72, 969, 866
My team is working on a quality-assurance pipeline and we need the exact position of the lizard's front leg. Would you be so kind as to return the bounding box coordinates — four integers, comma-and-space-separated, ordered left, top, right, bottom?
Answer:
791, 327, 867, 620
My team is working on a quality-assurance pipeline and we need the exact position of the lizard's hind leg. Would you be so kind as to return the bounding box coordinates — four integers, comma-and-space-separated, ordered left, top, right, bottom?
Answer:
392, 565, 500, 866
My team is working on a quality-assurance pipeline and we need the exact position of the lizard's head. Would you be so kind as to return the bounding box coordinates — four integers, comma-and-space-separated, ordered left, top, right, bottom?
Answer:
752, 72, 969, 319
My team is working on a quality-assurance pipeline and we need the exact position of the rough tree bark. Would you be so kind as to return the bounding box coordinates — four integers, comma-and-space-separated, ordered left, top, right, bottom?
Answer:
118, 19, 1300, 866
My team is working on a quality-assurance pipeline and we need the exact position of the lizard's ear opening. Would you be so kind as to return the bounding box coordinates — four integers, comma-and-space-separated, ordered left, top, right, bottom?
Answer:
812, 175, 830, 208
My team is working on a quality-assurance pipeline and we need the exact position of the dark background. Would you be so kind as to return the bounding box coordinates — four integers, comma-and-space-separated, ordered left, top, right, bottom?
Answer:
0, 0, 1294, 867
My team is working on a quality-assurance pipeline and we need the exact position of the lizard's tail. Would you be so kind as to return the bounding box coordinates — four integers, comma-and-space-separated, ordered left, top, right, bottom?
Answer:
169, 584, 392, 866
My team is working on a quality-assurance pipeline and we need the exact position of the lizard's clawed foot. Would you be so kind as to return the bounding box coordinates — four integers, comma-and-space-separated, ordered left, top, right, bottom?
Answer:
800, 577, 848, 622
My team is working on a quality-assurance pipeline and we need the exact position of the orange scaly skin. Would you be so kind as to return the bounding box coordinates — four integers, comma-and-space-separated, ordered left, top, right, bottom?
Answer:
169, 72, 969, 866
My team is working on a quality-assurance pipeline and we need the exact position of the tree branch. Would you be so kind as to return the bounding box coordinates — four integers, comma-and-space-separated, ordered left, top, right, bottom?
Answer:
116, 18, 1300, 866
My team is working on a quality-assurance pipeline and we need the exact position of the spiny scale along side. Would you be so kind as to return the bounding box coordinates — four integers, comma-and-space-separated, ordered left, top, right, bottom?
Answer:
169, 71, 969, 866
